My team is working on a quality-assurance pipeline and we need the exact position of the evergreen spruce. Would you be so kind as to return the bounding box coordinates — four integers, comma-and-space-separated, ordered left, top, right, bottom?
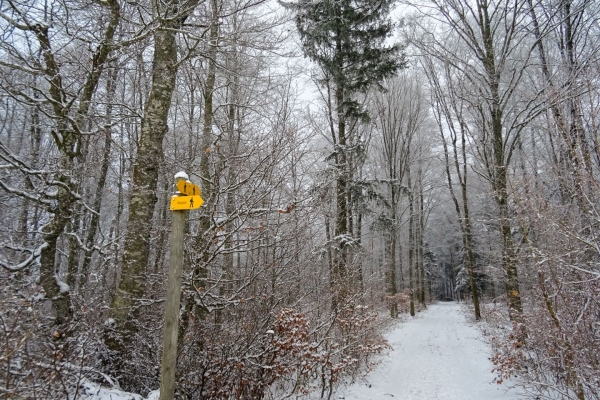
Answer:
291, 0, 405, 309
294, 0, 404, 120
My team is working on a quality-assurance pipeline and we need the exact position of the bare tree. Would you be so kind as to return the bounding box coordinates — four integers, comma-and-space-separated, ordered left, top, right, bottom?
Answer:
373, 72, 427, 317
407, 0, 543, 321
424, 56, 481, 320
0, 0, 121, 326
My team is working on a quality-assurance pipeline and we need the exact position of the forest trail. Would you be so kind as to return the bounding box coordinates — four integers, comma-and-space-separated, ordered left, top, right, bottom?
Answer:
336, 302, 522, 400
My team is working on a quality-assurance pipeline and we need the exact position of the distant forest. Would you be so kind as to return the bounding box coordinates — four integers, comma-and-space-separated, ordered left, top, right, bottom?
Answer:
0, 0, 599, 399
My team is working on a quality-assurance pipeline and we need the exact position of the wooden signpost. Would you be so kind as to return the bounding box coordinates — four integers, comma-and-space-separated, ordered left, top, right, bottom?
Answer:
160, 172, 204, 400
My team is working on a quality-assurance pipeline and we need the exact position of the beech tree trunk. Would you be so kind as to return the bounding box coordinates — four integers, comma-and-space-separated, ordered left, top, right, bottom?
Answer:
418, 169, 426, 306
106, 1, 198, 388
407, 167, 415, 317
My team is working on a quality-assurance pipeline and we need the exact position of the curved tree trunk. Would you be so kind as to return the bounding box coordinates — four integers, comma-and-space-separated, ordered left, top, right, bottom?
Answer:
26, 0, 120, 328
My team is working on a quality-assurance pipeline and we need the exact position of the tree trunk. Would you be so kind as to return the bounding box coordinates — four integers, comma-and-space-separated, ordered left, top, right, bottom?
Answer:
334, 82, 349, 312
479, 0, 523, 319
418, 170, 426, 307
407, 168, 415, 317
388, 228, 398, 318
81, 67, 118, 289
106, 1, 196, 386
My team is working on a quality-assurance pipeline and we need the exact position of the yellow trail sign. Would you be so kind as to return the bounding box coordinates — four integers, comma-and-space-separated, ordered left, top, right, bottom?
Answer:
170, 195, 204, 210
176, 180, 200, 196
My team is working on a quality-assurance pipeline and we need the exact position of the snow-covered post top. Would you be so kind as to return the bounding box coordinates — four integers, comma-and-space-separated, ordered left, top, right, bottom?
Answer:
174, 170, 189, 180
174, 171, 188, 196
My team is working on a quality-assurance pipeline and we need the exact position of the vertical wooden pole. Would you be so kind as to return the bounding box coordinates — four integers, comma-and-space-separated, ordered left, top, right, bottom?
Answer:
159, 173, 187, 400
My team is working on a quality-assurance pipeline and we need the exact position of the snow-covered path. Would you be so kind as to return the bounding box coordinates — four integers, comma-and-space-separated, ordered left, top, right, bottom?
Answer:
337, 302, 522, 400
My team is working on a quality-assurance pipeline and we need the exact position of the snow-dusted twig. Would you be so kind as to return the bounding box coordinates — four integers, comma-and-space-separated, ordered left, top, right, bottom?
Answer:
0, 242, 48, 272
0, 179, 54, 206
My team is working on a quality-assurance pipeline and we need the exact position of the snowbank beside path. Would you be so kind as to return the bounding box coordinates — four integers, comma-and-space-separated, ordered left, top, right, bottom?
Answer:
76, 380, 159, 400
336, 302, 523, 400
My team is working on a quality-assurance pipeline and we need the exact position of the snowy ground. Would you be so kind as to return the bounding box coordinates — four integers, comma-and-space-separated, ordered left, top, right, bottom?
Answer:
77, 380, 159, 400
78, 302, 523, 400
336, 302, 523, 400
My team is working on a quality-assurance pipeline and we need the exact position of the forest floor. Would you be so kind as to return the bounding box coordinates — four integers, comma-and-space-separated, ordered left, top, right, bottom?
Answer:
335, 302, 523, 400
79, 302, 523, 400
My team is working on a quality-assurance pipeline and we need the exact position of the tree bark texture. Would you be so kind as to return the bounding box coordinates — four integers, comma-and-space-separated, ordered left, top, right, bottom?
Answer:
106, 1, 198, 386
407, 168, 415, 317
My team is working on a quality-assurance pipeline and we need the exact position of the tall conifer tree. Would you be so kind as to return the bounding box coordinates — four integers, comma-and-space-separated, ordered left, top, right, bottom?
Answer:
291, 0, 404, 308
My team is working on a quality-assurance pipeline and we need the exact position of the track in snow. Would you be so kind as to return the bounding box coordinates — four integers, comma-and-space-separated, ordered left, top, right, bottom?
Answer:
337, 302, 522, 400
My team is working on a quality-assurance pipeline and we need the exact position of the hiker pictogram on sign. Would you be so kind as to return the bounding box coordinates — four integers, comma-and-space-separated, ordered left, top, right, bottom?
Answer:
176, 180, 200, 197
170, 195, 203, 210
